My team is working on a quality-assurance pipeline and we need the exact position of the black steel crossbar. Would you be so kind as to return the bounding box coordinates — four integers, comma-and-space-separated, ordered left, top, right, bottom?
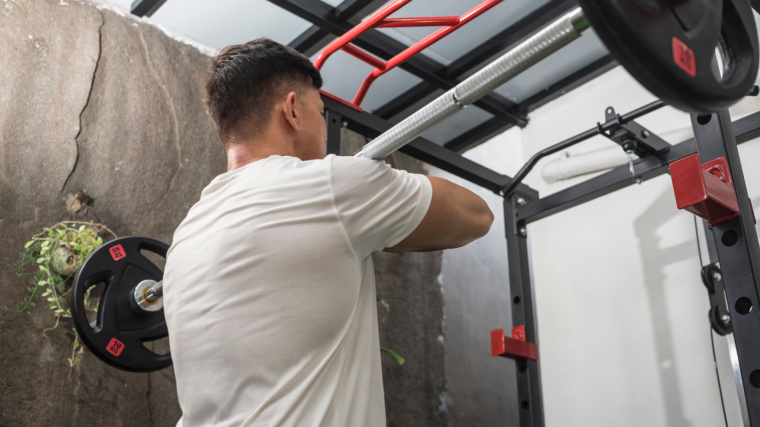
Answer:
515, 110, 760, 224
289, 0, 390, 56
130, 0, 168, 17
502, 100, 666, 197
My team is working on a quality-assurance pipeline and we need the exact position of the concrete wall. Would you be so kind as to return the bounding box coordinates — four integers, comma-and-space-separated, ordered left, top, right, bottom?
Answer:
427, 134, 525, 426
0, 2, 445, 425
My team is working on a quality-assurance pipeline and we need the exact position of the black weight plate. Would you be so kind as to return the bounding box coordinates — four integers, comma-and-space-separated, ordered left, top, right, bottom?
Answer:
71, 236, 171, 372
578, 0, 759, 113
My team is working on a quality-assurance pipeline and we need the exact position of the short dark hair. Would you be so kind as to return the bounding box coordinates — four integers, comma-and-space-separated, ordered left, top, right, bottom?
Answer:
205, 38, 323, 143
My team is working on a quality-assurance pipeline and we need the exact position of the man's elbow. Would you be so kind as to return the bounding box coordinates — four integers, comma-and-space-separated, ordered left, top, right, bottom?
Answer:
473, 204, 494, 240
479, 206, 495, 237
456, 203, 494, 248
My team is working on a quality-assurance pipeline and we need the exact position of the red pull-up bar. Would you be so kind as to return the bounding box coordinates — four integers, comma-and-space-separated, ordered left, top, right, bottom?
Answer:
314, 0, 504, 109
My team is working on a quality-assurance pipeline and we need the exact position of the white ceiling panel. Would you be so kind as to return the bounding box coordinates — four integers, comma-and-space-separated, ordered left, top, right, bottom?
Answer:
420, 105, 492, 145
315, 50, 424, 112
149, 0, 315, 51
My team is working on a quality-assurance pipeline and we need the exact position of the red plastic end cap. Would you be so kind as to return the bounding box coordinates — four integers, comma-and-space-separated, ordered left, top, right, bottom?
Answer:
491, 328, 505, 357
670, 154, 740, 226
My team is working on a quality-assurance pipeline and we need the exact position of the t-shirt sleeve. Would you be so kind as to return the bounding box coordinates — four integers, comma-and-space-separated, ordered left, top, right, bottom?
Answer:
329, 155, 433, 260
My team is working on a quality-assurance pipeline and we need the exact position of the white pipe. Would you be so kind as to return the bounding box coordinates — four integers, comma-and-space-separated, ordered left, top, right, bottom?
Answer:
541, 125, 698, 182
541, 147, 629, 183
356, 7, 588, 160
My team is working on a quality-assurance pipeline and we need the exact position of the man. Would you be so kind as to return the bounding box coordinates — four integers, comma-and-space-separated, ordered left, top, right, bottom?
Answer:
163, 39, 493, 426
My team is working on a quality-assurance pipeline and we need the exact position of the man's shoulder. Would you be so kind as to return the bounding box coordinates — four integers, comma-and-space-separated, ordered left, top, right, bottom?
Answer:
328, 154, 394, 180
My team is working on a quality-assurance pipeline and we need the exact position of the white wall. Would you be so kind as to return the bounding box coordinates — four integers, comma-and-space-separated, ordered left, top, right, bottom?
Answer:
487, 66, 760, 426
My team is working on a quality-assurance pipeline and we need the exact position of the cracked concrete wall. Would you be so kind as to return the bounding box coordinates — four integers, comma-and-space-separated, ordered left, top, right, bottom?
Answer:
0, 1, 445, 426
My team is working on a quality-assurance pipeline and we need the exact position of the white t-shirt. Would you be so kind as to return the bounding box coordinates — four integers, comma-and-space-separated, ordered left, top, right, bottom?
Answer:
163, 154, 432, 427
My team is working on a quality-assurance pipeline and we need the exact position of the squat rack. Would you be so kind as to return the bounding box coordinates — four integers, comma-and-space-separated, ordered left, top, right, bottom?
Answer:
308, 2, 760, 427
126, 0, 760, 425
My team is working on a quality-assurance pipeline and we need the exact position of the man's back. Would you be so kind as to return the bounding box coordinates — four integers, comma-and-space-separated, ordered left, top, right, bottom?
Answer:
163, 154, 431, 426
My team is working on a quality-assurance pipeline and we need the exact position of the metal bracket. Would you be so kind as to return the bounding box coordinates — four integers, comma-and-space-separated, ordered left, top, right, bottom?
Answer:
491, 326, 539, 361
599, 106, 671, 158
670, 154, 741, 226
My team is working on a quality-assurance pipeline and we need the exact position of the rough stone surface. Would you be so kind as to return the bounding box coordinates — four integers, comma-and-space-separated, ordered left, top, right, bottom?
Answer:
0, 2, 446, 426
0, 2, 222, 426
432, 174, 520, 426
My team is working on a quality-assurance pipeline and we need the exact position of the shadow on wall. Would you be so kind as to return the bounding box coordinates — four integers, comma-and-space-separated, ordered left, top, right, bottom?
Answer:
633, 188, 692, 427
633, 185, 748, 427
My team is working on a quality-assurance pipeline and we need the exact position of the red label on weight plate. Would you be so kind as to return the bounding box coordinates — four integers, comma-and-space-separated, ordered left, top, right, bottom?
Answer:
672, 37, 696, 77
109, 244, 126, 261
107, 338, 124, 356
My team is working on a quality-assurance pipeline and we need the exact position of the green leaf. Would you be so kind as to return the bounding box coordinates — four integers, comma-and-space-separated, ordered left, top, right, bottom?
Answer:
380, 347, 405, 365
36, 257, 45, 264
79, 225, 85, 233
376, 298, 391, 316
24, 240, 35, 248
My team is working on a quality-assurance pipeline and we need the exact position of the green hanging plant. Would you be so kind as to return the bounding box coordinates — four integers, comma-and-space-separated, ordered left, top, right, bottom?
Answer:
377, 298, 404, 365
14, 221, 116, 372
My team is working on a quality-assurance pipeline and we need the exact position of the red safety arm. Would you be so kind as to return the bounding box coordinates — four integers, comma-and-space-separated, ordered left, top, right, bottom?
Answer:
491, 326, 539, 361
314, 0, 504, 109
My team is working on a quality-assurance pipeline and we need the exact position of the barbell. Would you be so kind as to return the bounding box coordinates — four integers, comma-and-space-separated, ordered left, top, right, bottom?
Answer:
71, 0, 760, 371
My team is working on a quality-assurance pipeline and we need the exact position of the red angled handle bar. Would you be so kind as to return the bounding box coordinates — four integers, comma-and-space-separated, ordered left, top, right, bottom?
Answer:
314, 0, 504, 109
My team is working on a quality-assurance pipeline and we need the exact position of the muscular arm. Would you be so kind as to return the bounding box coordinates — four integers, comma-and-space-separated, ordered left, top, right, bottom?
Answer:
385, 176, 494, 253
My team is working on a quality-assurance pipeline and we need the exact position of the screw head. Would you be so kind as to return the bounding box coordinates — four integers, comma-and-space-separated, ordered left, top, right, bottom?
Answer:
518, 226, 527, 237
712, 271, 723, 282
517, 197, 527, 206
341, 120, 349, 128
721, 314, 731, 324
641, 130, 650, 138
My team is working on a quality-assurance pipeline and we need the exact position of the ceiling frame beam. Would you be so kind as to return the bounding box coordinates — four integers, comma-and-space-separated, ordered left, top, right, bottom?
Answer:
267, 0, 528, 127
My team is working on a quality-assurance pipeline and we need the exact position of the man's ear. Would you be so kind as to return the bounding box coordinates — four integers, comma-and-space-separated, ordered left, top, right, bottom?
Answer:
281, 91, 299, 131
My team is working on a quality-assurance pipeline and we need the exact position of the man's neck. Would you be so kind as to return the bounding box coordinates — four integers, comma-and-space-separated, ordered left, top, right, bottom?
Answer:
225, 133, 297, 171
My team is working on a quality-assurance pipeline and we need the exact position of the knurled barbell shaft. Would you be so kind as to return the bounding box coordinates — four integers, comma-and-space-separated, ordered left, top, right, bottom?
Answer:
354, 8, 588, 160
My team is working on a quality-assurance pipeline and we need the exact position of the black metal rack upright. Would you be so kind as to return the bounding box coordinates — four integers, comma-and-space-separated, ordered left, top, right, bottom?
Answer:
323, 92, 760, 426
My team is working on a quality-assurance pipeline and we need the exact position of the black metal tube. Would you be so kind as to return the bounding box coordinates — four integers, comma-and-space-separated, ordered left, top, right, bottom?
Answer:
618, 100, 666, 123
501, 128, 598, 197
501, 100, 666, 197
